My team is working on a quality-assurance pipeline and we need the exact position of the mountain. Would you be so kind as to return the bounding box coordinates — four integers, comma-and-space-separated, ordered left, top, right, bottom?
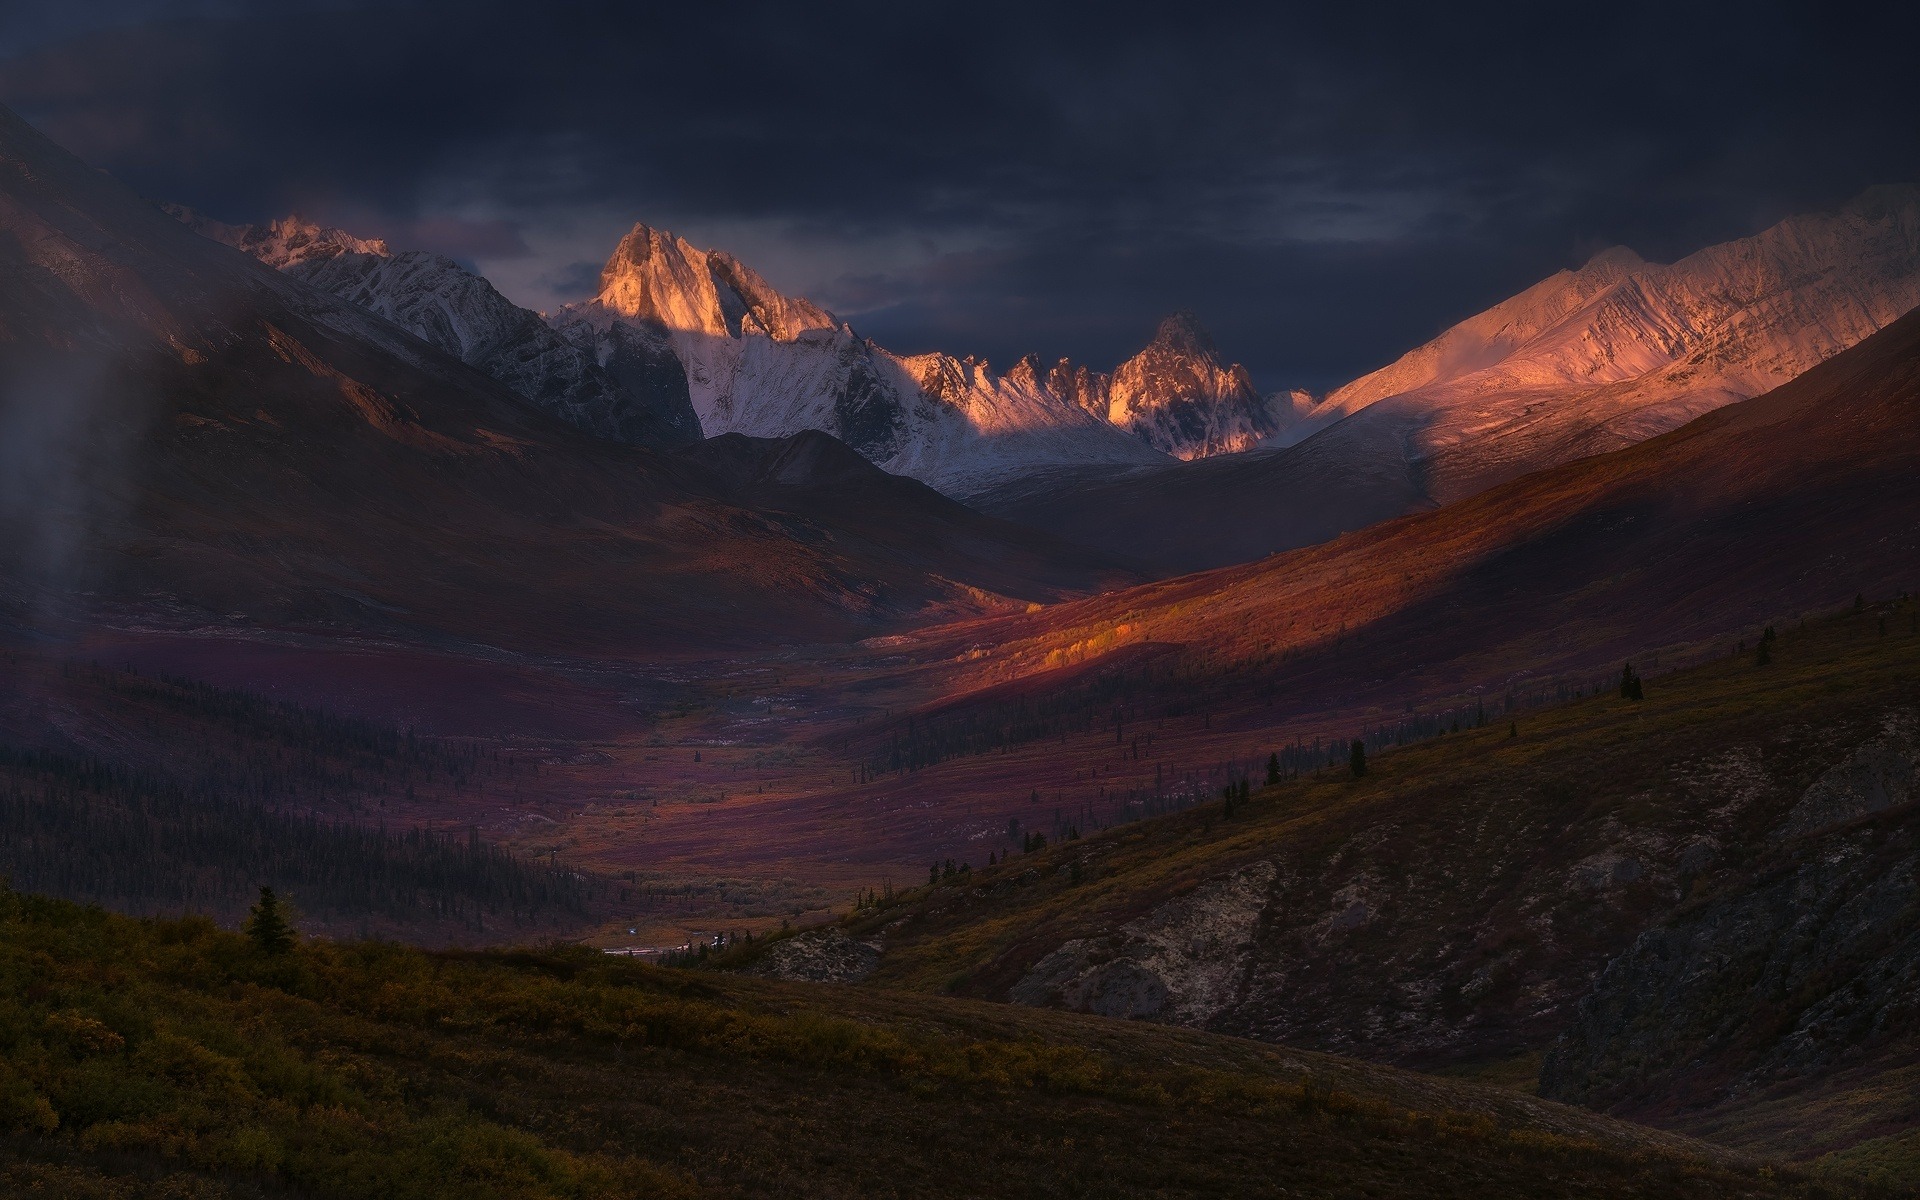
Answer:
818, 297, 1920, 929
168, 208, 703, 449
974, 295, 1920, 718
1101, 311, 1290, 457
973, 188, 1920, 573
552, 222, 1175, 493
671, 429, 1142, 603
0, 104, 1128, 655
185, 211, 1297, 490
1303, 185, 1920, 497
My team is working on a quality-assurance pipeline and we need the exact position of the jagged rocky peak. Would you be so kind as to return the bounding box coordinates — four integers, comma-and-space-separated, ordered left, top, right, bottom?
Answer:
1143, 310, 1220, 357
595, 222, 837, 341
1045, 358, 1115, 418
1106, 311, 1279, 459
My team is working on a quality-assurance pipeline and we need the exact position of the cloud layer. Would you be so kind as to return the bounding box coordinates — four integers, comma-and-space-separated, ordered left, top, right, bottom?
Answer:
3, 0, 1915, 389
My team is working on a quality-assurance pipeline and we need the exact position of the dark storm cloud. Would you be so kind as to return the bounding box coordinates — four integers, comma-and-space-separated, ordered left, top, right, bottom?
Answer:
2, 0, 1915, 388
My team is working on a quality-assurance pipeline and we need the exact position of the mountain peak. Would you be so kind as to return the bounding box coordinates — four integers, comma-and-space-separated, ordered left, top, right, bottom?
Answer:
588, 220, 838, 342
1580, 245, 1644, 272
1106, 312, 1273, 458
1149, 311, 1218, 357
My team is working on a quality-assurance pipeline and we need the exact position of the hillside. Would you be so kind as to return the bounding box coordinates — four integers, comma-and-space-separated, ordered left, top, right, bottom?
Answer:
0, 887, 1868, 1199
816, 602, 1920, 1176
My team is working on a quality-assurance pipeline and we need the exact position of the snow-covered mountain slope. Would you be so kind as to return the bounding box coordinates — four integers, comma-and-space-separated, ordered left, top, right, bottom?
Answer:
1285, 185, 1920, 500
169, 210, 701, 449
975, 186, 1920, 573
553, 223, 1171, 493
175, 211, 1290, 489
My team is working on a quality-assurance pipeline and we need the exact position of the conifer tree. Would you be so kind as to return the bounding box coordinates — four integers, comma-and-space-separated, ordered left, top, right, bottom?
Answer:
245, 886, 296, 955
1349, 740, 1367, 778
1266, 753, 1281, 786
1619, 662, 1643, 701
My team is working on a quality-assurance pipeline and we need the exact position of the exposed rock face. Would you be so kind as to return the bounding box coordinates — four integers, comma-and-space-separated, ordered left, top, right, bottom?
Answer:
1011, 862, 1278, 1022
744, 928, 881, 983
1540, 815, 1920, 1119
169, 209, 701, 449
1774, 713, 1918, 839
989, 701, 1920, 1095
1104, 313, 1281, 458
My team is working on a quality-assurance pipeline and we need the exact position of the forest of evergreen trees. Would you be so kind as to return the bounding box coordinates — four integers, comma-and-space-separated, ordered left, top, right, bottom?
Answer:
0, 743, 592, 934
0, 661, 596, 938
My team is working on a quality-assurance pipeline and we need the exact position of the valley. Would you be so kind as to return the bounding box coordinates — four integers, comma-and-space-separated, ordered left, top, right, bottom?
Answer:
1, 37, 1918, 1194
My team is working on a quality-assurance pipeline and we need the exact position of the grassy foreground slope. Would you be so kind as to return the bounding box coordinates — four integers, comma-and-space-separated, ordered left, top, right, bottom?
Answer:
0, 888, 1863, 1200
836, 600, 1920, 1168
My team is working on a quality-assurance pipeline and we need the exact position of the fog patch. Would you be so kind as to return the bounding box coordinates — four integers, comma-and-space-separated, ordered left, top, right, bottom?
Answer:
0, 348, 155, 626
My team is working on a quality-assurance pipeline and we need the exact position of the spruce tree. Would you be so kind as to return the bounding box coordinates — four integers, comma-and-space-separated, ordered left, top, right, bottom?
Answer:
1349, 740, 1367, 778
245, 886, 296, 955
1266, 753, 1281, 786
1617, 662, 1644, 701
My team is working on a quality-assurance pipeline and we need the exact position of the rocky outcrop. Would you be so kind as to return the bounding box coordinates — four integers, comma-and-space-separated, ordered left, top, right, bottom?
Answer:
743, 928, 881, 983
990, 704, 1920, 1070
1775, 713, 1919, 839
1539, 822, 1920, 1116
1538, 718, 1920, 1118
1010, 862, 1277, 1022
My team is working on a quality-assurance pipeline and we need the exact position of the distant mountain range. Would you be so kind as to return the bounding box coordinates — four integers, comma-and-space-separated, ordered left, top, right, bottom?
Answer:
171, 185, 1920, 526
170, 212, 1314, 492
973, 187, 1920, 572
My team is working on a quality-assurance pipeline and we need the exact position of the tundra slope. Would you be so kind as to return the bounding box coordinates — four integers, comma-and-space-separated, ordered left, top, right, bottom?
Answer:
841, 606, 1920, 1172
0, 887, 1866, 1200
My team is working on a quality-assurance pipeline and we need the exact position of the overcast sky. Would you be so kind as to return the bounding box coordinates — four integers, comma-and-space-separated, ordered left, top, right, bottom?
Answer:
3, 1, 1915, 390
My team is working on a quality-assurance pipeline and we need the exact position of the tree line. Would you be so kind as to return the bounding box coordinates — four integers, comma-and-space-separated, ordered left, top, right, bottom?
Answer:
0, 741, 591, 936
